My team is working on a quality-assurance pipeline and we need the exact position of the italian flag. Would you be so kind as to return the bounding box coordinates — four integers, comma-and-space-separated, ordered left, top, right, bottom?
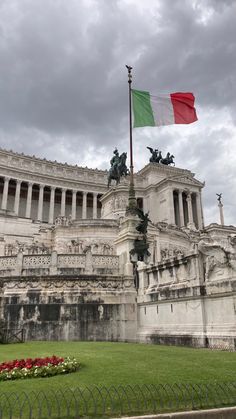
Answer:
132, 89, 198, 128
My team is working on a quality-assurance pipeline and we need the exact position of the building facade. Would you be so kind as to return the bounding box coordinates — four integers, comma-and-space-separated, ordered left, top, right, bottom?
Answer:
0, 148, 235, 349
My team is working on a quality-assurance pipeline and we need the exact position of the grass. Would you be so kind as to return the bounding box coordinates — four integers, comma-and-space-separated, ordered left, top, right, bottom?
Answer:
0, 341, 236, 390
0, 341, 236, 417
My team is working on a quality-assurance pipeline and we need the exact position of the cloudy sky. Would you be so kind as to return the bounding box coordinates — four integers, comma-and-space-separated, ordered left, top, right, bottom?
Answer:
0, 0, 235, 226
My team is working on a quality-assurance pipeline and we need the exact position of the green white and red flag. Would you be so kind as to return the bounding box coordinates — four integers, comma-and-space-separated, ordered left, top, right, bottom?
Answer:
132, 89, 198, 128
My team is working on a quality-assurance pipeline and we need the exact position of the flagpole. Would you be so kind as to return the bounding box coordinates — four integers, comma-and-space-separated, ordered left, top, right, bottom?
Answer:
126, 65, 136, 213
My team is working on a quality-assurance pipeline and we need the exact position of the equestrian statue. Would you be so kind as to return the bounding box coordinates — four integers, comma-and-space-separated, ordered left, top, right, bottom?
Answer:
147, 147, 175, 166
108, 148, 129, 187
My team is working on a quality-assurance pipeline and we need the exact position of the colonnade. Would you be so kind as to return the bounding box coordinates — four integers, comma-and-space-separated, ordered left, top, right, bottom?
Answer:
173, 189, 203, 230
0, 176, 101, 223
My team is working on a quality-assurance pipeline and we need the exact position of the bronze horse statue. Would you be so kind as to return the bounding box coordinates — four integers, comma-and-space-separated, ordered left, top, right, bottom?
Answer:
107, 152, 129, 187
160, 152, 175, 166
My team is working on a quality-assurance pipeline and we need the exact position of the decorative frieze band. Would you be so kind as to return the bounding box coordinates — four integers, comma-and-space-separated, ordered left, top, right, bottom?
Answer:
0, 252, 120, 276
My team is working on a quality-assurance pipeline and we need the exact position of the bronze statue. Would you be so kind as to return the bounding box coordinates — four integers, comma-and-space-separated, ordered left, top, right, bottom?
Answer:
108, 148, 129, 187
110, 148, 120, 169
135, 207, 151, 235
147, 147, 158, 162
161, 152, 175, 166
130, 237, 151, 261
216, 193, 222, 204
147, 147, 175, 166
130, 207, 151, 261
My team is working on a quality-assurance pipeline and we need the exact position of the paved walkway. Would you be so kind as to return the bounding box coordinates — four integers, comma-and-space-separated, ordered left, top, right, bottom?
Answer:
118, 406, 236, 418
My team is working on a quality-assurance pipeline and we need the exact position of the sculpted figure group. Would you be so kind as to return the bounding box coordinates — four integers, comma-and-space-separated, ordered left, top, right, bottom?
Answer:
108, 146, 175, 187
147, 147, 175, 166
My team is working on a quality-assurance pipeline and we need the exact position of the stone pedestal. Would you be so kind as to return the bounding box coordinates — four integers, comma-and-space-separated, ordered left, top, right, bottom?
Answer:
114, 214, 139, 276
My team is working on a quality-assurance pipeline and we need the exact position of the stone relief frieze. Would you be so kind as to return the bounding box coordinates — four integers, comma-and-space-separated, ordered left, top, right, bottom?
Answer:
198, 237, 236, 280
171, 175, 204, 187
55, 216, 73, 227
3, 277, 131, 291
160, 247, 185, 261
4, 241, 51, 256
55, 239, 115, 256
114, 195, 128, 210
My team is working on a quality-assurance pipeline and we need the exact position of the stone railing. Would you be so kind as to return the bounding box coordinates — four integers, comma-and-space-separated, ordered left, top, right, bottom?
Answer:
0, 253, 120, 277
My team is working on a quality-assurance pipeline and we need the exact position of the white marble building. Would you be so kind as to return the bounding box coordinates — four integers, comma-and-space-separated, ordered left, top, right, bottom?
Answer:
0, 147, 235, 348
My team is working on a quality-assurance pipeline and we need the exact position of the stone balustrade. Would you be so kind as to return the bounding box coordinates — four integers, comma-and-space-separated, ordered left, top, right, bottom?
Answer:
0, 253, 120, 276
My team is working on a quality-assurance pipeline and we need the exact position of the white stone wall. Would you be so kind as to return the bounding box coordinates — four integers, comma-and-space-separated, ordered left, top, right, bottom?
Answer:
138, 298, 205, 336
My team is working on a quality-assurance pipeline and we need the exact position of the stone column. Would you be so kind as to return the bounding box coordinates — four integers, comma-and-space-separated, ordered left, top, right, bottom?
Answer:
37, 184, 44, 221
196, 192, 203, 230
93, 193, 98, 219
178, 190, 185, 227
25, 182, 33, 218
168, 189, 175, 224
1, 177, 10, 210
72, 190, 77, 220
14, 180, 22, 216
82, 191, 87, 219
60, 188, 66, 216
218, 203, 224, 226
49, 186, 56, 224
187, 192, 195, 229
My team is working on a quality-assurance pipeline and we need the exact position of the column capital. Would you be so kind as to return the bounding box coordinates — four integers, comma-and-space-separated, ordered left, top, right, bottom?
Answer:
16, 179, 22, 185
3, 176, 10, 182
27, 182, 33, 187
50, 186, 56, 192
61, 187, 67, 192
83, 191, 88, 195
72, 189, 77, 195
39, 184, 44, 190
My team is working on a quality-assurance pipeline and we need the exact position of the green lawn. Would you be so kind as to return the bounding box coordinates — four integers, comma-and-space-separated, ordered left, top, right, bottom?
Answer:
0, 341, 236, 418
0, 341, 236, 390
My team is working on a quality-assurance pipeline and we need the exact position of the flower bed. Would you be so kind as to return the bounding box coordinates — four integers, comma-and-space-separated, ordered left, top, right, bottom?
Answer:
0, 355, 79, 381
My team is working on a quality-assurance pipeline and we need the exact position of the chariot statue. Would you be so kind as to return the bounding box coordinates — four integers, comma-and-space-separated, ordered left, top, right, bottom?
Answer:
147, 147, 175, 166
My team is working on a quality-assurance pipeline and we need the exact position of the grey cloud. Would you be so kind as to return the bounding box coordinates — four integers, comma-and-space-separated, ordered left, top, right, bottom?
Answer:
0, 0, 235, 225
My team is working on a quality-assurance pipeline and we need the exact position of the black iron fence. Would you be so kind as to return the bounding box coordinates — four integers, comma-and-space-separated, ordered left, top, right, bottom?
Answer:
0, 328, 25, 344
0, 382, 236, 418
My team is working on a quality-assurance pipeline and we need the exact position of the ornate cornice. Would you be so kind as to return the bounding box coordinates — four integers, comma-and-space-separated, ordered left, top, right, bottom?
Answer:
0, 147, 108, 188
137, 162, 194, 177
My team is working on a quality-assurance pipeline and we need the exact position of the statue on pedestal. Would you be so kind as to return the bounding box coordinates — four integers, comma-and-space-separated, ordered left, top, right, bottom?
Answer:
216, 193, 222, 204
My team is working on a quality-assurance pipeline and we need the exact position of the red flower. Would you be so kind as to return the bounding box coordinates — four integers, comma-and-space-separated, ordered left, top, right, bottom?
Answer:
0, 355, 64, 373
